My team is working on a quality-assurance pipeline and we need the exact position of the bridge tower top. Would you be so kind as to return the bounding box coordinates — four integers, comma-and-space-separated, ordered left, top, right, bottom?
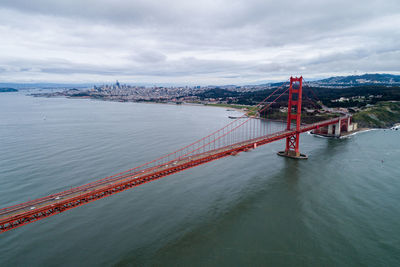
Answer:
286, 76, 303, 132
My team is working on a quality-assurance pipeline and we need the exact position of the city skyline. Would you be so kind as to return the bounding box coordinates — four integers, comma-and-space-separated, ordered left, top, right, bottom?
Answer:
0, 0, 399, 84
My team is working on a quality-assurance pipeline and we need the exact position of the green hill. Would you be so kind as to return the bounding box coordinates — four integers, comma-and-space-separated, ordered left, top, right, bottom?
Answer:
353, 101, 400, 128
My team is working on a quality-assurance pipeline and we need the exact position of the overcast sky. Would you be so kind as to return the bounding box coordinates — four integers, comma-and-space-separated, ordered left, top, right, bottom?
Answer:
0, 0, 399, 85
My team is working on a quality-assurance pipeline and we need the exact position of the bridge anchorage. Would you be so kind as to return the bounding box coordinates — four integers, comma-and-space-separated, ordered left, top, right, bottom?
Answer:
277, 76, 308, 159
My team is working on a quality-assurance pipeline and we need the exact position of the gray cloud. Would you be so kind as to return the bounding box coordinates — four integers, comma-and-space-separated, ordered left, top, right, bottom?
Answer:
0, 0, 399, 84
131, 50, 167, 64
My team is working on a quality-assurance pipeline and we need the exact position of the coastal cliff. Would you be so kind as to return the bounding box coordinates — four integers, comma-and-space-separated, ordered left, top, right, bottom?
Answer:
352, 101, 400, 128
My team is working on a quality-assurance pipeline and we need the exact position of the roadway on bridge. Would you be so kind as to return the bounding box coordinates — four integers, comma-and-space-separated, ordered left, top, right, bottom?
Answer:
0, 116, 346, 233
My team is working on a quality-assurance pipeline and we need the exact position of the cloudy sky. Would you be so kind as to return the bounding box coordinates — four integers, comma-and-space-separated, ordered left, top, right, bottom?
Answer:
0, 0, 399, 85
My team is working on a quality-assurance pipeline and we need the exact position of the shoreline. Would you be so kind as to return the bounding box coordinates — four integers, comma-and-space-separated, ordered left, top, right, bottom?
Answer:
31, 94, 400, 131
339, 127, 374, 138
67, 94, 251, 115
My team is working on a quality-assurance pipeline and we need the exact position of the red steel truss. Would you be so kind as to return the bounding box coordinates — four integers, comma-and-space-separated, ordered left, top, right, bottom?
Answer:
0, 77, 351, 233
284, 76, 304, 158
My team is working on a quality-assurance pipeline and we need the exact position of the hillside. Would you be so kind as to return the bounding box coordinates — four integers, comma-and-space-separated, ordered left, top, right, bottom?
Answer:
352, 101, 400, 128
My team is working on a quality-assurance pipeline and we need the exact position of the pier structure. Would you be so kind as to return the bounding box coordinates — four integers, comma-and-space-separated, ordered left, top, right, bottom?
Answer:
312, 116, 358, 137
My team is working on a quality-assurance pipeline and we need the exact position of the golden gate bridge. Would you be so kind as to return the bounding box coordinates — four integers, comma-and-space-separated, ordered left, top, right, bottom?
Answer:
0, 76, 355, 233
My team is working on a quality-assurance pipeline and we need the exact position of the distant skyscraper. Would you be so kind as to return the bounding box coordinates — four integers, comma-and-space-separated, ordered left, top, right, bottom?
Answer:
116, 80, 120, 88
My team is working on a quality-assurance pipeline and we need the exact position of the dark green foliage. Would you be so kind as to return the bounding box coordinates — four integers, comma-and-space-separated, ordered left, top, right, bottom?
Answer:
196, 85, 400, 128
195, 87, 321, 109
195, 84, 400, 109
353, 102, 400, 128
260, 108, 338, 124
309, 85, 400, 107
196, 88, 239, 99
70, 92, 90, 97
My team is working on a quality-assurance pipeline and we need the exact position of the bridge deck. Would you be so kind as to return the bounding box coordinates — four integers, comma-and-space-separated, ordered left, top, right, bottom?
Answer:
0, 116, 346, 233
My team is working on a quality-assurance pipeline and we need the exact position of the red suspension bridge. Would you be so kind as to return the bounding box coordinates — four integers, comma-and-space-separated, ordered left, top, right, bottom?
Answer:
0, 76, 355, 233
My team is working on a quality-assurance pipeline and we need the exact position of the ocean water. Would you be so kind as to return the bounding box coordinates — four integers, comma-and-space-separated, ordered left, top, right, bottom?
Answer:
0, 92, 399, 266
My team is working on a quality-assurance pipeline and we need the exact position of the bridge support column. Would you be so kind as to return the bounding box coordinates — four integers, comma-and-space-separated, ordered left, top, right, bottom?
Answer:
335, 120, 341, 136
278, 76, 308, 159
328, 124, 333, 135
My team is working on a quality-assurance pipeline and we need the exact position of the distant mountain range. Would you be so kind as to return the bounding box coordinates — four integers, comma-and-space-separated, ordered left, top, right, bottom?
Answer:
313, 73, 400, 85
237, 74, 400, 88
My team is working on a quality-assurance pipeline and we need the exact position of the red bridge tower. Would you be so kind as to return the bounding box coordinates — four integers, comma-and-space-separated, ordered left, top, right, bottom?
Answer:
278, 76, 308, 159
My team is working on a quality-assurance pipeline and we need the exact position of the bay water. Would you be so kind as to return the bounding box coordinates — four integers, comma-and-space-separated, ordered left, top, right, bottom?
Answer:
0, 92, 399, 266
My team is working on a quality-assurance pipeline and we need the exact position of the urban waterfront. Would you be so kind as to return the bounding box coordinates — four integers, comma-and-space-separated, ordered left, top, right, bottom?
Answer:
1, 92, 400, 266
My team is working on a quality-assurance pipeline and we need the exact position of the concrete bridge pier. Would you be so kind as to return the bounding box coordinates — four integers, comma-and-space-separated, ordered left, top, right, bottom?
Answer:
312, 116, 358, 137
321, 120, 341, 137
